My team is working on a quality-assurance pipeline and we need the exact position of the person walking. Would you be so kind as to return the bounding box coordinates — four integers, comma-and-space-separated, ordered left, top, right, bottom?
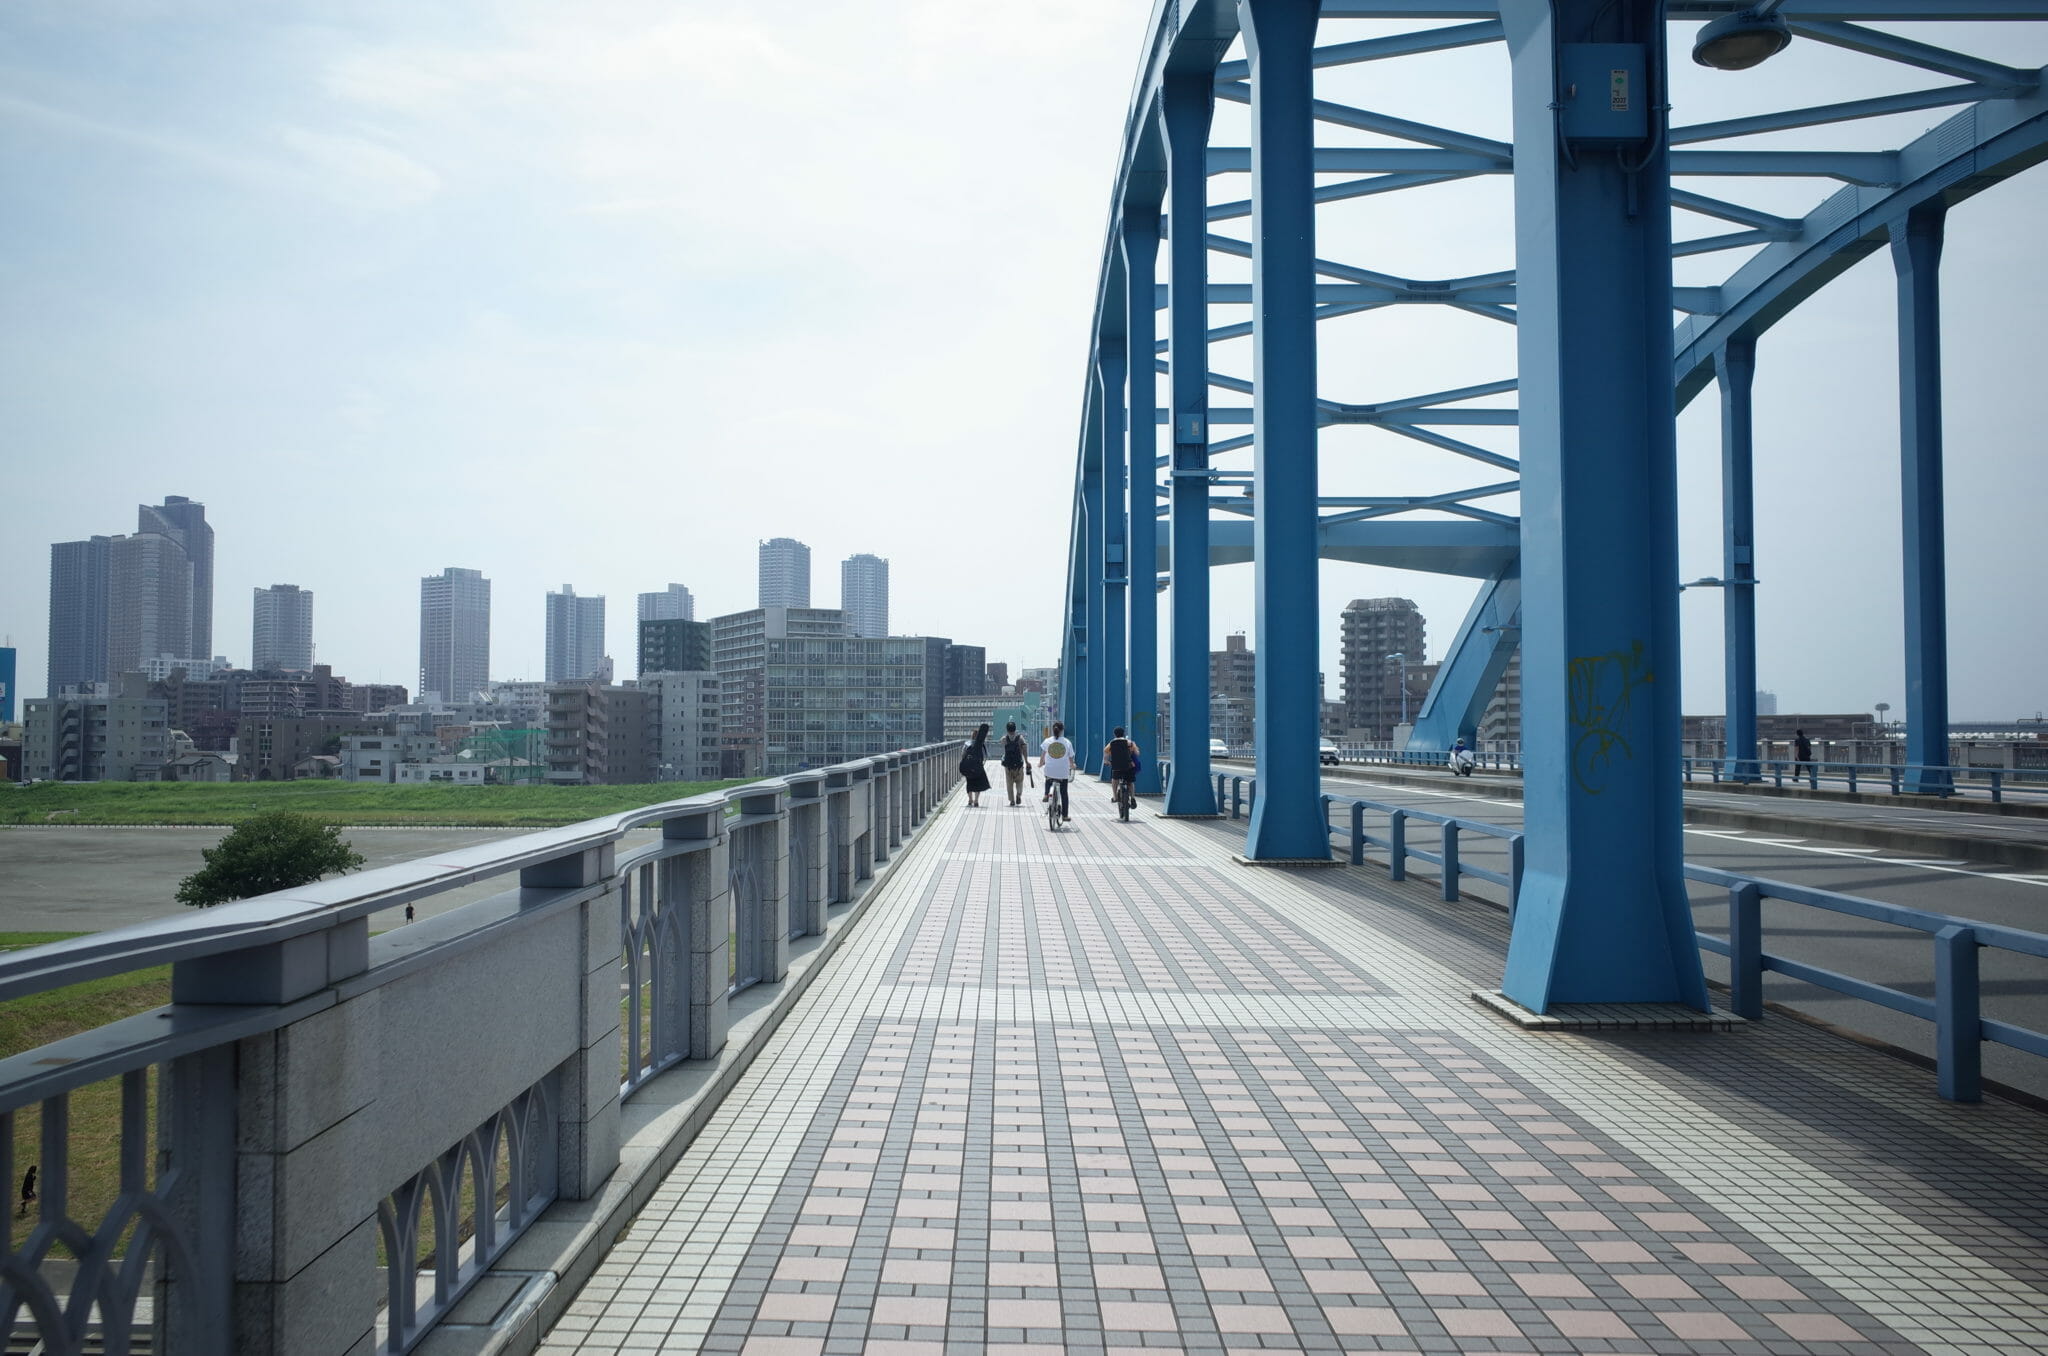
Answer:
1793, 728, 1813, 767
960, 722, 993, 807
999, 721, 1030, 806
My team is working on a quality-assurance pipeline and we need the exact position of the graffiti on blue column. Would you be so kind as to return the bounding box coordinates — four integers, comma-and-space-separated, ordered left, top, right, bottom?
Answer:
1569, 641, 1654, 794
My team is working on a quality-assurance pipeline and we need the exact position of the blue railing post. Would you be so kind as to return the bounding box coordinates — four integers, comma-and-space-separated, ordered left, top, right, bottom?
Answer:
1349, 801, 1366, 866
1440, 822, 1461, 902
1934, 924, 1982, 1102
1807, 761, 1819, 791
1991, 769, 2004, 804
1729, 882, 1763, 1020
1890, 764, 1902, 796
1847, 764, 1858, 795
1773, 761, 1785, 788
1507, 833, 1525, 920
1388, 810, 1407, 882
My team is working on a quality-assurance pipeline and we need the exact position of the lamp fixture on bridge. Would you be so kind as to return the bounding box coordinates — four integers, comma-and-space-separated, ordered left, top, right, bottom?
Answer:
1692, 4, 1793, 71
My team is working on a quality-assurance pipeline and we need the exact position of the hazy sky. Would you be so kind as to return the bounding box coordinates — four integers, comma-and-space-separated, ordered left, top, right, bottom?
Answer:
5, 5, 2044, 721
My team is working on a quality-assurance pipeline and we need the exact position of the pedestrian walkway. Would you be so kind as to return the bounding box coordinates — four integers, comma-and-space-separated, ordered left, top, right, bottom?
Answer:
541, 780, 2048, 1355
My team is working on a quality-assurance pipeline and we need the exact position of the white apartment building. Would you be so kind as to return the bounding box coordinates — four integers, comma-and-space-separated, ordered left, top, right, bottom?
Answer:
638, 584, 696, 621
252, 584, 315, 671
840, 554, 889, 638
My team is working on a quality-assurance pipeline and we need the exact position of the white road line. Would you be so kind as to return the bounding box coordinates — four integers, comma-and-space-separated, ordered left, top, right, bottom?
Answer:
1686, 833, 2048, 886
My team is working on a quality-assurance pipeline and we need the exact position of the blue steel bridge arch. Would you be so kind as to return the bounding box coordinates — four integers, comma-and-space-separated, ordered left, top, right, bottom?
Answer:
1060, 0, 2048, 1011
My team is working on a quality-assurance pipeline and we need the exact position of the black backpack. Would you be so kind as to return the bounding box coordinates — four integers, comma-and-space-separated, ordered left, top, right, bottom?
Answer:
1001, 734, 1025, 768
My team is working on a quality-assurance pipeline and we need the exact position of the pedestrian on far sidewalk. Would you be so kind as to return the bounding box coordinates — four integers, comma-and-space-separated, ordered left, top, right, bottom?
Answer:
999, 722, 1030, 806
960, 723, 992, 807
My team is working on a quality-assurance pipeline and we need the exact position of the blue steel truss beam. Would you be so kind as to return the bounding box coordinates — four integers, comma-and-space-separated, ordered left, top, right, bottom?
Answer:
1070, 0, 2043, 1003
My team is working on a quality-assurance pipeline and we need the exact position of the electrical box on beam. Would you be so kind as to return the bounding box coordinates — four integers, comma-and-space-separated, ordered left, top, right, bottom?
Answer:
1559, 44, 1648, 148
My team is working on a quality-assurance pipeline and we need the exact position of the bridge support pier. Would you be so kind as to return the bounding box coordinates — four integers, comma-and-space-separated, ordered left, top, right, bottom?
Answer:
1719, 337, 1761, 782
1163, 70, 1219, 817
1124, 196, 1163, 794
1498, 0, 1707, 1011
1894, 202, 1952, 796
1242, 0, 1329, 861
1097, 342, 1130, 779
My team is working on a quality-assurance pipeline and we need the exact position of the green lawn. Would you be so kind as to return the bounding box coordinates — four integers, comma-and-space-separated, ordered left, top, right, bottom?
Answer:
0, 778, 753, 828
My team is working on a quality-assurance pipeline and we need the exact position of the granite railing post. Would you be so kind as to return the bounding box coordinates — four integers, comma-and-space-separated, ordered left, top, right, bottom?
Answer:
664, 801, 732, 1060
785, 771, 829, 935
733, 783, 791, 984
174, 912, 378, 1356
825, 767, 855, 902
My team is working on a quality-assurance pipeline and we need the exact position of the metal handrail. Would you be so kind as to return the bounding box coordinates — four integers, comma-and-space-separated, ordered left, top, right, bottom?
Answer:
1681, 755, 2048, 803
1299, 782, 2048, 1104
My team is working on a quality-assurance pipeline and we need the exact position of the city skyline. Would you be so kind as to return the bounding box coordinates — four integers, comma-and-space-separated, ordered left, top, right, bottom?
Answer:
6, 8, 2043, 726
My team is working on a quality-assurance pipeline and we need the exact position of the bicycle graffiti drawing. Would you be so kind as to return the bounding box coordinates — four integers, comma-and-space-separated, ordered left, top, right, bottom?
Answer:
1569, 641, 1654, 795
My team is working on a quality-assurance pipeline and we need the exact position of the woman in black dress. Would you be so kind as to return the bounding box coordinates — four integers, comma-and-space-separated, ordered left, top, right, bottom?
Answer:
961, 722, 993, 807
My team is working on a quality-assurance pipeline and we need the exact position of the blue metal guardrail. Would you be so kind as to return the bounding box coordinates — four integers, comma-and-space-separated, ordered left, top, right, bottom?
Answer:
1218, 748, 2047, 804
0, 742, 957, 1356
1681, 756, 2048, 804
1184, 771, 2046, 1105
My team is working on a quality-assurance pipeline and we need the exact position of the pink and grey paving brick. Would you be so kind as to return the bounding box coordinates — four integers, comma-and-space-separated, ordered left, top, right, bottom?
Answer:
542, 781, 2048, 1355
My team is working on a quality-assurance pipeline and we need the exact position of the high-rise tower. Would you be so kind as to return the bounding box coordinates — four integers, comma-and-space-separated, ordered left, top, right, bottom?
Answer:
757, 538, 811, 608
1339, 597, 1427, 742
420, 567, 492, 702
638, 583, 696, 621
105, 532, 193, 678
139, 496, 213, 660
252, 584, 315, 671
47, 536, 112, 694
545, 585, 607, 683
840, 554, 889, 638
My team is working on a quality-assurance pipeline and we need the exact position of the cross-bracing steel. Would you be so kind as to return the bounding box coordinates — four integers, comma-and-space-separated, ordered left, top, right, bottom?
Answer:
1061, 1, 2048, 1008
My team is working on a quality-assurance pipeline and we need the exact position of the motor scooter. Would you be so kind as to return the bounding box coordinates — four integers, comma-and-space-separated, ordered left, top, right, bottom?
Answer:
1450, 748, 1477, 777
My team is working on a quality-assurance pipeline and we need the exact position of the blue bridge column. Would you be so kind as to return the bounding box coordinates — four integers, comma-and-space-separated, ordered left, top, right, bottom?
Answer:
1241, 0, 1328, 862
1097, 342, 1131, 780
1720, 337, 1761, 782
1079, 409, 1104, 769
1894, 202, 1951, 796
1124, 199, 1164, 794
1498, 0, 1708, 1011
1162, 70, 1219, 817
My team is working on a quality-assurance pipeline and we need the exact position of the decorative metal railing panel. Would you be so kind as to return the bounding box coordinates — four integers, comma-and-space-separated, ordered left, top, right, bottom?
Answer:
621, 856, 688, 1097
0, 1069, 212, 1356
376, 1073, 557, 1353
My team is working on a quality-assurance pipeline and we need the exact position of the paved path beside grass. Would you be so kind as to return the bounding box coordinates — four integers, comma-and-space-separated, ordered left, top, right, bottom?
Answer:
0, 826, 530, 932
541, 781, 2048, 1355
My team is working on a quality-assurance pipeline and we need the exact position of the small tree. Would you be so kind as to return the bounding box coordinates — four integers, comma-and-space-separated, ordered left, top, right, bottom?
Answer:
177, 811, 367, 908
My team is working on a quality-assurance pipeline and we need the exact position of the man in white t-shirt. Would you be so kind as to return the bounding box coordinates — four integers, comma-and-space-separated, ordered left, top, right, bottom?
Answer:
1038, 721, 1075, 822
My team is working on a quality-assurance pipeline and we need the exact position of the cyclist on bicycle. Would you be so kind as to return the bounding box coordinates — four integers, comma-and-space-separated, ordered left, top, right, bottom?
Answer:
1104, 726, 1140, 813
1039, 721, 1075, 822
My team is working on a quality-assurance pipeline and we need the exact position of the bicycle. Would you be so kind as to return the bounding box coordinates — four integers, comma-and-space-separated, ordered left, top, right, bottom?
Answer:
1044, 778, 1068, 832
1111, 776, 1133, 821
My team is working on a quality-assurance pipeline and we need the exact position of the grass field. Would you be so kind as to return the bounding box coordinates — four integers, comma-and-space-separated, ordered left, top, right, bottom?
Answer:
0, 777, 752, 828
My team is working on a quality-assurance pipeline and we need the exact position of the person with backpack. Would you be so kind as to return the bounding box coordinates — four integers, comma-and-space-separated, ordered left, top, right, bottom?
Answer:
1103, 726, 1140, 818
960, 722, 992, 807
999, 721, 1031, 806
1039, 721, 1075, 822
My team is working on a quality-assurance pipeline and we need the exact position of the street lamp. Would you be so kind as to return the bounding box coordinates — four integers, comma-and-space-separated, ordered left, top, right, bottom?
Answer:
1385, 652, 1411, 726
1692, 3, 1793, 71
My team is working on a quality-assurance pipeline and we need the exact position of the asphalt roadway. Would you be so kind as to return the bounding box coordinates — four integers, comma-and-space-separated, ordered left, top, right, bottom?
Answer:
0, 826, 541, 935
1306, 765, 2048, 1104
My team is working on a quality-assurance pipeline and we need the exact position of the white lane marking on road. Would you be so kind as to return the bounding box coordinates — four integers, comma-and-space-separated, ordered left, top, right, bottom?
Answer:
1682, 831, 2048, 886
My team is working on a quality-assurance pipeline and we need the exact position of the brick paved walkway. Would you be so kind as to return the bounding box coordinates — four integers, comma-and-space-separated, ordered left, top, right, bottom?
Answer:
542, 782, 2048, 1355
